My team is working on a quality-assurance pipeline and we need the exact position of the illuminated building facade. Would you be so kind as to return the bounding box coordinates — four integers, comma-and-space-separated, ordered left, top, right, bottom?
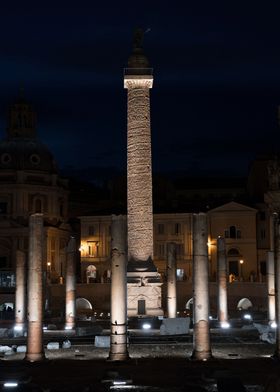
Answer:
79, 201, 266, 286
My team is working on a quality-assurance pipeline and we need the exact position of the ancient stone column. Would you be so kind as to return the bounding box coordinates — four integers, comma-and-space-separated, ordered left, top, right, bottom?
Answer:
125, 68, 153, 264
15, 250, 26, 330
124, 29, 162, 317
274, 220, 280, 357
108, 215, 129, 361
267, 251, 276, 325
25, 213, 45, 362
167, 242, 177, 318
217, 237, 229, 327
65, 236, 76, 330
192, 213, 212, 360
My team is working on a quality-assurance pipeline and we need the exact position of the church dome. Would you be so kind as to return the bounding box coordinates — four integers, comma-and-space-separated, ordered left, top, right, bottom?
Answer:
0, 138, 58, 173
0, 94, 59, 174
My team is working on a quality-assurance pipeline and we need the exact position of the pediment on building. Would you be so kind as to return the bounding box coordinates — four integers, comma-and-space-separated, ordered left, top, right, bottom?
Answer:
209, 201, 257, 214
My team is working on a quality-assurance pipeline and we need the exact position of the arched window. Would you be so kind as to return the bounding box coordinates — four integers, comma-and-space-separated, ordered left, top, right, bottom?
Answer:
86, 265, 97, 283
227, 248, 240, 256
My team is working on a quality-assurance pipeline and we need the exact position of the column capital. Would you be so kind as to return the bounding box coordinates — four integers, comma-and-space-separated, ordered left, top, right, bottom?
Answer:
124, 75, 153, 89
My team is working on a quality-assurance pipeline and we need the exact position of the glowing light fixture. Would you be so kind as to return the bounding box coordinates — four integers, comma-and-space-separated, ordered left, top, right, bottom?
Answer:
142, 323, 151, 330
243, 314, 252, 320
221, 321, 230, 329
13, 325, 23, 331
271, 321, 277, 329
3, 382, 18, 388
65, 326, 72, 330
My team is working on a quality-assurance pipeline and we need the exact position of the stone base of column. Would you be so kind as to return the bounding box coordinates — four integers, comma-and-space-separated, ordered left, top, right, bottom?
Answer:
25, 352, 46, 362
108, 324, 129, 362
25, 322, 45, 362
191, 320, 212, 361
65, 321, 75, 330
108, 352, 130, 362
191, 349, 212, 361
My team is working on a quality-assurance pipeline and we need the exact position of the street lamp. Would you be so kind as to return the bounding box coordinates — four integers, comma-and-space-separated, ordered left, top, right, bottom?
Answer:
239, 259, 244, 281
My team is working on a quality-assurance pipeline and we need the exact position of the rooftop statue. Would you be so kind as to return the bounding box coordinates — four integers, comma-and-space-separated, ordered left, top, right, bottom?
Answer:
133, 28, 144, 50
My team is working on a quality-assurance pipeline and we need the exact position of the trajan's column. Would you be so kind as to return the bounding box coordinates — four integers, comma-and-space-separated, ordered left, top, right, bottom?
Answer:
124, 29, 162, 317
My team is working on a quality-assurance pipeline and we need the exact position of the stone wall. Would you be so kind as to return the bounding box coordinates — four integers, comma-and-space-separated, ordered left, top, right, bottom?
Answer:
48, 281, 267, 316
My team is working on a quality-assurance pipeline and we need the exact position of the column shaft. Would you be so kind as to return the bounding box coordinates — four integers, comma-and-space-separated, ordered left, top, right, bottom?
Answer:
15, 250, 26, 327
217, 237, 228, 325
275, 220, 280, 357
108, 215, 129, 361
25, 214, 45, 362
167, 242, 177, 318
127, 83, 153, 262
65, 237, 76, 329
267, 251, 275, 324
192, 213, 211, 360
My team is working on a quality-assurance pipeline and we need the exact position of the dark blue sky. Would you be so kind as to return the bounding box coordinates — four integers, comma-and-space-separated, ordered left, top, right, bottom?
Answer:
1, 2, 280, 177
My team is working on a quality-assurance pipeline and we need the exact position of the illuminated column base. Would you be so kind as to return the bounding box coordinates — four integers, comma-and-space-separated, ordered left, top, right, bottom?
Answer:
26, 322, 44, 362
65, 237, 76, 330
167, 242, 177, 318
191, 213, 212, 361
25, 214, 45, 362
108, 215, 129, 361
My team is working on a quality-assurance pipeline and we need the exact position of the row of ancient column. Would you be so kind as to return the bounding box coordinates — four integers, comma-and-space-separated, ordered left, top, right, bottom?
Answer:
111, 213, 280, 361
15, 213, 76, 361
16, 213, 280, 362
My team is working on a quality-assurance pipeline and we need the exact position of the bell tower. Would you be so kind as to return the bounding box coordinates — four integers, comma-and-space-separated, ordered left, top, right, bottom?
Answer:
7, 89, 36, 139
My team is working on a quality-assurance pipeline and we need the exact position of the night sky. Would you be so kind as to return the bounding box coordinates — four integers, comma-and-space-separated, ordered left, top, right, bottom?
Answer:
1, 2, 280, 178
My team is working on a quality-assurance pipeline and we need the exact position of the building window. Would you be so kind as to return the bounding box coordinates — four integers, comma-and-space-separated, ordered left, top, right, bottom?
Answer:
0, 256, 7, 269
225, 226, 241, 239
227, 248, 240, 256
86, 265, 97, 283
1, 153, 11, 165
0, 202, 8, 214
260, 261, 266, 275
176, 269, 185, 281
30, 154, 40, 165
87, 241, 98, 257
157, 224, 164, 235
229, 260, 239, 276
176, 243, 184, 256
229, 226, 236, 238
174, 223, 181, 235
156, 243, 165, 258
